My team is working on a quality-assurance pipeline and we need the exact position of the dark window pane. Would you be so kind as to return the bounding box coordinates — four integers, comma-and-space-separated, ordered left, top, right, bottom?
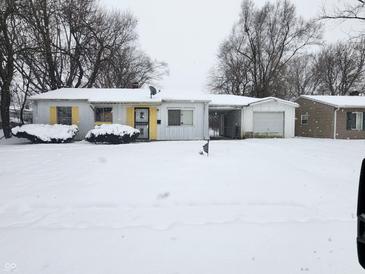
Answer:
347, 112, 356, 130
57, 107, 72, 125
103, 108, 112, 123
95, 108, 102, 121
95, 108, 113, 123
301, 114, 309, 125
168, 110, 181, 126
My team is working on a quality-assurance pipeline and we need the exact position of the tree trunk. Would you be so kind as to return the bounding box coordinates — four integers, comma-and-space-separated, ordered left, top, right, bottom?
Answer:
0, 2, 15, 138
1, 80, 12, 138
19, 84, 30, 125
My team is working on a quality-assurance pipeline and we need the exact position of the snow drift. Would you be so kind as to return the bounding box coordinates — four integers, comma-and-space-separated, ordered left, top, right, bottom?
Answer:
85, 124, 140, 144
12, 124, 78, 143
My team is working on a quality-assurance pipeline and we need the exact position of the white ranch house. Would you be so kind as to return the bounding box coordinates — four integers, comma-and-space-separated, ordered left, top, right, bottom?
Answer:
30, 88, 298, 141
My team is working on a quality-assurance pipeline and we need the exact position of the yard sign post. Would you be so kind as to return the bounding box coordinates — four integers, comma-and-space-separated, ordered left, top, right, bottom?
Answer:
203, 139, 209, 156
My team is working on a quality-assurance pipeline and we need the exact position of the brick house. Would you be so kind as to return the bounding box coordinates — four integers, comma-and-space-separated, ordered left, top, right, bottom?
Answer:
295, 95, 365, 139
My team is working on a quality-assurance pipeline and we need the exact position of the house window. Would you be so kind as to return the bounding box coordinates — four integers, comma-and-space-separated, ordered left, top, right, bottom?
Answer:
168, 109, 193, 126
347, 112, 365, 131
57, 107, 72, 125
301, 113, 309, 125
95, 107, 113, 123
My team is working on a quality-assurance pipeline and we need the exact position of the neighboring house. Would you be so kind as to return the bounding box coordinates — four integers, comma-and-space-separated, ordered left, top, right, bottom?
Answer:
30, 88, 298, 140
0, 104, 32, 128
295, 95, 365, 139
9, 106, 33, 124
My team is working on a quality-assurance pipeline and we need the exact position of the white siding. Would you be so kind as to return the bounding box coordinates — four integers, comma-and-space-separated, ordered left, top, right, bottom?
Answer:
34, 101, 209, 141
157, 102, 209, 140
34, 100, 95, 140
33, 99, 295, 140
242, 101, 296, 138
31, 102, 38, 123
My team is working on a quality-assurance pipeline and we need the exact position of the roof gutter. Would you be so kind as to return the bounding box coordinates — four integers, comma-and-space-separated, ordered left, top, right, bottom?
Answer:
161, 99, 211, 103
89, 101, 162, 105
209, 105, 246, 110
29, 98, 89, 102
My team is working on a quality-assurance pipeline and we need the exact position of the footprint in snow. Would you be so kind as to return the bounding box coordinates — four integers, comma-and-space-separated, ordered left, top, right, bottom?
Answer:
157, 192, 170, 200
98, 157, 107, 164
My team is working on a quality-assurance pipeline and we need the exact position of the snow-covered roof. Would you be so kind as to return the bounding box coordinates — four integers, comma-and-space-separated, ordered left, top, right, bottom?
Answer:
30, 88, 209, 103
248, 97, 299, 107
30, 88, 298, 107
301, 95, 365, 108
208, 94, 261, 106
31, 88, 160, 103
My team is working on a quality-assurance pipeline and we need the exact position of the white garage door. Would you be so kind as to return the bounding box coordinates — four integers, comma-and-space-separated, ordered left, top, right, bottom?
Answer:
253, 112, 284, 137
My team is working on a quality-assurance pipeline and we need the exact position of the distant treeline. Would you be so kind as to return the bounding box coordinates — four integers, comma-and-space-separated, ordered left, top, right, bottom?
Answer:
209, 0, 365, 99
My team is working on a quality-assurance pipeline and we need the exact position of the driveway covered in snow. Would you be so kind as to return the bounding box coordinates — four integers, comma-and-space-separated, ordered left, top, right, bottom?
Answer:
0, 138, 364, 274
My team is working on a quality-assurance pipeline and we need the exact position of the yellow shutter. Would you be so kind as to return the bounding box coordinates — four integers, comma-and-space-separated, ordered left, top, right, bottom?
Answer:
72, 106, 80, 125
49, 106, 57, 124
127, 107, 135, 127
149, 107, 157, 140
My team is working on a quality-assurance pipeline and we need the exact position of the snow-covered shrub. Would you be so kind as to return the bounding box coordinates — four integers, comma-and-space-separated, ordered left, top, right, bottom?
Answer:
85, 124, 140, 144
12, 124, 79, 143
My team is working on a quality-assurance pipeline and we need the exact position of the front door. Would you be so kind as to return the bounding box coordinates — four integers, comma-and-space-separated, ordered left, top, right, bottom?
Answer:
135, 108, 149, 140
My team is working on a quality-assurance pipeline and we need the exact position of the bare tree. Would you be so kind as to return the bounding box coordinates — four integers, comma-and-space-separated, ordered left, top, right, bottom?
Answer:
97, 46, 168, 88
1, 0, 168, 137
313, 41, 365, 95
209, 0, 322, 98
322, 0, 365, 22
17, 0, 167, 93
284, 54, 318, 98
12, 58, 34, 125
209, 36, 252, 95
18, 0, 101, 91
0, 0, 17, 138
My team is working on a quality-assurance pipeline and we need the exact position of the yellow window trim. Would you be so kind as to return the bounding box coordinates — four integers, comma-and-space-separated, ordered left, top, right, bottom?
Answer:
95, 122, 112, 126
50, 106, 81, 125
49, 106, 57, 124
127, 107, 135, 128
71, 106, 80, 125
149, 107, 157, 140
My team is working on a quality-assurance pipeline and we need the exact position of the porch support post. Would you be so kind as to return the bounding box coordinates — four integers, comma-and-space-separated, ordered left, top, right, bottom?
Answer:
204, 102, 210, 139
241, 107, 245, 138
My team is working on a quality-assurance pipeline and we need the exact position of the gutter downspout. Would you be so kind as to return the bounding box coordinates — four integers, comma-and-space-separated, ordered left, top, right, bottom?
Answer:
241, 106, 245, 138
334, 107, 340, 139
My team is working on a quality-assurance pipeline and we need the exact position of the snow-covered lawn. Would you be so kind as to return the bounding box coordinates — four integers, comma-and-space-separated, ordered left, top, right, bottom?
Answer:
0, 138, 364, 274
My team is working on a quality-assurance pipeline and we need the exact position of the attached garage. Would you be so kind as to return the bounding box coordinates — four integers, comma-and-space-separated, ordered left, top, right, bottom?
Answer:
253, 112, 284, 137
208, 95, 298, 139
242, 98, 298, 138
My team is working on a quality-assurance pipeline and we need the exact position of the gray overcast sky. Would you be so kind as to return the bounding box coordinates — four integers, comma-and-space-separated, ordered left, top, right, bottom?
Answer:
101, 0, 361, 91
